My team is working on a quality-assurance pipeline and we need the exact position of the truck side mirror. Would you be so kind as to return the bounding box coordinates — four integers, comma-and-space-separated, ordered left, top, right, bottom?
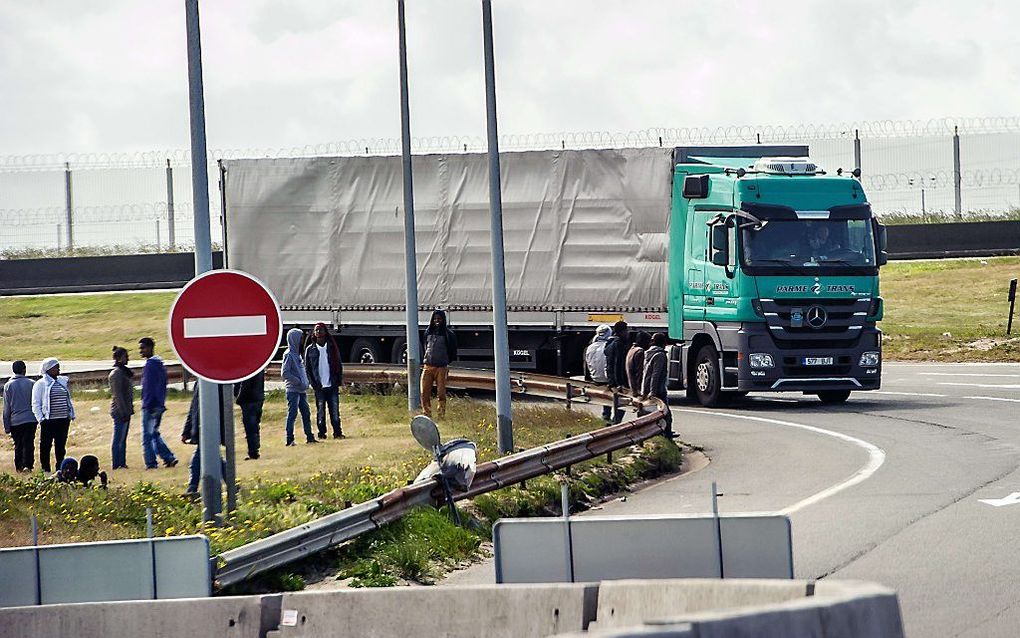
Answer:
683, 174, 710, 199
875, 222, 888, 266
710, 224, 729, 266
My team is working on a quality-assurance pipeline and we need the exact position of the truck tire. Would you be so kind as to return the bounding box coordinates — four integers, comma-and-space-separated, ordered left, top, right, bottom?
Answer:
817, 390, 852, 404
693, 344, 725, 407
351, 338, 384, 365
391, 337, 408, 365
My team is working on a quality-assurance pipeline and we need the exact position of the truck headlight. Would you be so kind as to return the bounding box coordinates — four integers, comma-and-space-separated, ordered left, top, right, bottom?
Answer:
749, 353, 775, 368
859, 351, 880, 366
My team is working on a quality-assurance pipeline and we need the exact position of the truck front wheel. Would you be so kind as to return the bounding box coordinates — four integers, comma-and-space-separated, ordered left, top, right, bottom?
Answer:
817, 390, 852, 404
694, 344, 725, 407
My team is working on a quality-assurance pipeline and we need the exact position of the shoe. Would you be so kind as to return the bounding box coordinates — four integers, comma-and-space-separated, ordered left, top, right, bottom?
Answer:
317, 432, 327, 439
286, 441, 296, 447
306, 439, 319, 444
333, 433, 346, 440
245, 454, 260, 460
181, 490, 200, 502
164, 459, 179, 468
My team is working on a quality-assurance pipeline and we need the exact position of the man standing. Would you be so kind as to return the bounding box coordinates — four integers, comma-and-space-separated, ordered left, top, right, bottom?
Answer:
234, 369, 265, 459
31, 358, 76, 473
138, 337, 178, 469
420, 309, 458, 419
641, 332, 674, 438
304, 323, 344, 439
584, 325, 613, 423
603, 320, 629, 424
282, 328, 316, 445
3, 361, 37, 473
109, 346, 134, 470
626, 332, 651, 396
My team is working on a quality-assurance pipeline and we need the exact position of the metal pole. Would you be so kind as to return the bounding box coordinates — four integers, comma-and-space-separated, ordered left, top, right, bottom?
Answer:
953, 125, 962, 214
397, 0, 422, 412
712, 481, 724, 578
221, 383, 237, 515
560, 483, 574, 583
166, 159, 176, 250
156, 220, 161, 251
185, 0, 222, 525
31, 515, 41, 605
146, 507, 154, 538
481, 0, 513, 454
853, 129, 862, 174
1007, 279, 1017, 336
921, 187, 926, 221
63, 162, 74, 251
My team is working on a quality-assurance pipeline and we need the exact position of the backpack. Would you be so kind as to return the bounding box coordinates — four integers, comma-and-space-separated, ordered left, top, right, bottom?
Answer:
585, 340, 609, 383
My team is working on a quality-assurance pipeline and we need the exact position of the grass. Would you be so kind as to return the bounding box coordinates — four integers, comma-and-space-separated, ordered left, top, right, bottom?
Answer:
0, 389, 606, 553
876, 209, 1020, 225
879, 256, 1020, 361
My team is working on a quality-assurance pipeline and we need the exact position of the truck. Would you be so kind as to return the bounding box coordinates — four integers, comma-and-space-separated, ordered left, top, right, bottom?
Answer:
221, 145, 885, 406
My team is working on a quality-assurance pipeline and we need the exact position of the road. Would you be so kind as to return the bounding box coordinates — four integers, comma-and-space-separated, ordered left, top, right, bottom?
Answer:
442, 362, 1020, 637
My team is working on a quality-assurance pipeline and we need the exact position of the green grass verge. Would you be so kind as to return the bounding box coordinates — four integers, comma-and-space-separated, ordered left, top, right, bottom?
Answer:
877, 209, 1020, 225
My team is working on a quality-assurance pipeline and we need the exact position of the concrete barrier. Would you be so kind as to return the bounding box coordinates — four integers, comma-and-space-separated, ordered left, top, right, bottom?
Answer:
271, 583, 598, 638
0, 596, 262, 638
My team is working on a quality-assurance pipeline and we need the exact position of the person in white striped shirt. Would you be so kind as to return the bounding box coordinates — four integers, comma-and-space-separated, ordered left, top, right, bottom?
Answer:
31, 358, 76, 473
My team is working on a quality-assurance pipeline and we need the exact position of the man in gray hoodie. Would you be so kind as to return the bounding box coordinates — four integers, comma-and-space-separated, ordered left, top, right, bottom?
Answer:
3, 360, 37, 472
282, 328, 316, 445
640, 332, 674, 438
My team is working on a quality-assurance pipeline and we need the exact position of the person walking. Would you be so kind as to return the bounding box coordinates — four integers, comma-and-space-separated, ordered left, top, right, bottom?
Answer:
420, 309, 458, 419
3, 360, 37, 473
233, 369, 265, 459
180, 386, 224, 497
626, 331, 651, 396
31, 358, 75, 473
603, 320, 630, 424
584, 324, 613, 423
108, 346, 134, 470
641, 332, 674, 438
138, 337, 178, 469
282, 328, 316, 445
304, 322, 344, 439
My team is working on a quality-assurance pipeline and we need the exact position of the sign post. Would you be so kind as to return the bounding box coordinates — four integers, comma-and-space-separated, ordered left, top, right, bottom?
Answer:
169, 269, 282, 524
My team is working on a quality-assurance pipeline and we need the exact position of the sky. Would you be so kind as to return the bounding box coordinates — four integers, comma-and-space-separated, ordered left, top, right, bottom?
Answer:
1, 0, 1017, 157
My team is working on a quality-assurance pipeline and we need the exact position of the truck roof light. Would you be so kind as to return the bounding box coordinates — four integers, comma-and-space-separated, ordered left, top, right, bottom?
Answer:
753, 157, 821, 175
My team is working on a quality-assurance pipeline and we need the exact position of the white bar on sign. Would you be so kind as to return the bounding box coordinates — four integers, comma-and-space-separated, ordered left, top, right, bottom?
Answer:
183, 315, 267, 338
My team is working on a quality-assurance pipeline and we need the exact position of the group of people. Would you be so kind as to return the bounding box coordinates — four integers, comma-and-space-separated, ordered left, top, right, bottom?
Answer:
584, 320, 673, 434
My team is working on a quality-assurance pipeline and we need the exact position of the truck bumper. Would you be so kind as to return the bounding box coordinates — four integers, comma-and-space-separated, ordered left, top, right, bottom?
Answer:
734, 323, 882, 393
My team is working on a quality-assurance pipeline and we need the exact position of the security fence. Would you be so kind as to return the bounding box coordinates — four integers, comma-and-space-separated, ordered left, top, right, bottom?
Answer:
2, 116, 1018, 256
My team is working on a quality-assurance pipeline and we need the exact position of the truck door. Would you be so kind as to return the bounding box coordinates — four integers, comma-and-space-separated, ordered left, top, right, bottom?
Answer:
683, 212, 712, 322
704, 218, 739, 322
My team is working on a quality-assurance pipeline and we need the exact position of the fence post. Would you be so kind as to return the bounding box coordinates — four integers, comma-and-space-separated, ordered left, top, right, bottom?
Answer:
166, 159, 176, 250
853, 129, 862, 174
953, 125, 962, 214
63, 162, 74, 251
1008, 279, 1017, 336
155, 220, 161, 251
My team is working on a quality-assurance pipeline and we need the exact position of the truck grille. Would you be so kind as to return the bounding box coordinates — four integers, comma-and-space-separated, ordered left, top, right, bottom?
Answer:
760, 297, 871, 348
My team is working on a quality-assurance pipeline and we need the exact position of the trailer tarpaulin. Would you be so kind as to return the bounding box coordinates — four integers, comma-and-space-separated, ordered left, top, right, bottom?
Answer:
223, 148, 673, 311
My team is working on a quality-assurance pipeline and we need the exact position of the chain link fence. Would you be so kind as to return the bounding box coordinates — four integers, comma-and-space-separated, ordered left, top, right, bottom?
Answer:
2, 117, 1019, 257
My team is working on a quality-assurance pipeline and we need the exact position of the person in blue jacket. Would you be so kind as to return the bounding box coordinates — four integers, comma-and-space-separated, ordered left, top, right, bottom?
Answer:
138, 337, 178, 469
282, 328, 316, 445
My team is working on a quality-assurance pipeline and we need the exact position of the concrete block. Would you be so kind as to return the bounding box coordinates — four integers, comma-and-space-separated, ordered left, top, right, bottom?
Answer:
0, 595, 261, 638
667, 599, 826, 638
594, 579, 808, 629
556, 623, 695, 637
812, 581, 904, 638
275, 583, 596, 638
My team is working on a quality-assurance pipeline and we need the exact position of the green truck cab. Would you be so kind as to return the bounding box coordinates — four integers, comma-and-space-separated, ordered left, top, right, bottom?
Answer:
666, 146, 888, 406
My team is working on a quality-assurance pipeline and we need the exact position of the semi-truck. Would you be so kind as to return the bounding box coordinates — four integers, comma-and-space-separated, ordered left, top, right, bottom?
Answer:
221, 145, 885, 406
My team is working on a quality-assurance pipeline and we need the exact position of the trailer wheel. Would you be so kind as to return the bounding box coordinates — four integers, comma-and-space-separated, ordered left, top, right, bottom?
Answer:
817, 390, 852, 404
351, 338, 384, 365
391, 338, 408, 365
693, 344, 725, 407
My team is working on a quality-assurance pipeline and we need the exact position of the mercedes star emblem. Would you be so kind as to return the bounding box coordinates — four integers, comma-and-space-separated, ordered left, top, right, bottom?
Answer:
806, 305, 827, 329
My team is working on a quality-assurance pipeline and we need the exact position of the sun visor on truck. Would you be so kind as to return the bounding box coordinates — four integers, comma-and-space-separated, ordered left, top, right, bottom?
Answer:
740, 202, 873, 220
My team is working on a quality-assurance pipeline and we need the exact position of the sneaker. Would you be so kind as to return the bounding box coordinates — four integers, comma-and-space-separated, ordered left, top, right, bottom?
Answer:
317, 432, 327, 439
333, 433, 346, 440
306, 439, 319, 444
245, 453, 260, 460
164, 459, 179, 468
285, 441, 296, 447
181, 490, 200, 502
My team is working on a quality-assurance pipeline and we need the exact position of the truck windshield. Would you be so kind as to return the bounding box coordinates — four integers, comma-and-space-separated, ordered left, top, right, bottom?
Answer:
741, 219, 877, 270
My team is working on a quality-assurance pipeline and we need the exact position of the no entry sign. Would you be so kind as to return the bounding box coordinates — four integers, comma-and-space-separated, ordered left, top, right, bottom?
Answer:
169, 269, 282, 383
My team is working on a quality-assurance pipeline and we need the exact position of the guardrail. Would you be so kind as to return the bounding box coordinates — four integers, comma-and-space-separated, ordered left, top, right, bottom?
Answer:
189, 365, 668, 588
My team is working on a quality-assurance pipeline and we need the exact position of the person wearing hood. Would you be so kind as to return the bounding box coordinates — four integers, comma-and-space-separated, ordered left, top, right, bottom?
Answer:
420, 310, 458, 419
52, 456, 78, 483
3, 360, 37, 473
626, 332, 651, 396
138, 337, 178, 470
584, 325, 613, 422
233, 369, 265, 460
32, 358, 76, 473
109, 346, 134, 470
603, 320, 629, 424
641, 332, 674, 437
282, 327, 316, 445
304, 322, 344, 439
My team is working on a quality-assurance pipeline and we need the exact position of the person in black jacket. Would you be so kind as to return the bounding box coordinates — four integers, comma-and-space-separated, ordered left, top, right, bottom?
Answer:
305, 323, 345, 439
420, 309, 458, 419
180, 387, 225, 498
603, 320, 629, 424
234, 370, 265, 460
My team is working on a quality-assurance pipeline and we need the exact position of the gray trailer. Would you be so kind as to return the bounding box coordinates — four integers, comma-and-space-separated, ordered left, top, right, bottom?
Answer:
222, 147, 672, 375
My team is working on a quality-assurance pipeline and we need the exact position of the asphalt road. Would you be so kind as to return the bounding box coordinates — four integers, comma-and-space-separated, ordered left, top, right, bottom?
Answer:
442, 362, 1020, 637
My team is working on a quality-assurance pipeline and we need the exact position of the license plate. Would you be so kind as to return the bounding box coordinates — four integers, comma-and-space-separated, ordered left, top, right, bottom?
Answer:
803, 357, 833, 366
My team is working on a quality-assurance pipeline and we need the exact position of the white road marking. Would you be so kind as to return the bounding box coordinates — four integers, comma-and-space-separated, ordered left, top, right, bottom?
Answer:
978, 492, 1020, 507
964, 396, 1020, 404
920, 373, 1020, 378
938, 382, 1020, 390
678, 409, 885, 515
183, 315, 268, 338
872, 391, 948, 398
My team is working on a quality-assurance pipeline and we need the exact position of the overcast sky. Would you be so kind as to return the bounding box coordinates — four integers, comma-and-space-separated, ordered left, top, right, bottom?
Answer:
1, 0, 1016, 156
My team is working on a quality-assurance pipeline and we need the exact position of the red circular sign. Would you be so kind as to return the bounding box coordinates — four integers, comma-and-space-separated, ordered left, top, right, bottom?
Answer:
169, 269, 282, 383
